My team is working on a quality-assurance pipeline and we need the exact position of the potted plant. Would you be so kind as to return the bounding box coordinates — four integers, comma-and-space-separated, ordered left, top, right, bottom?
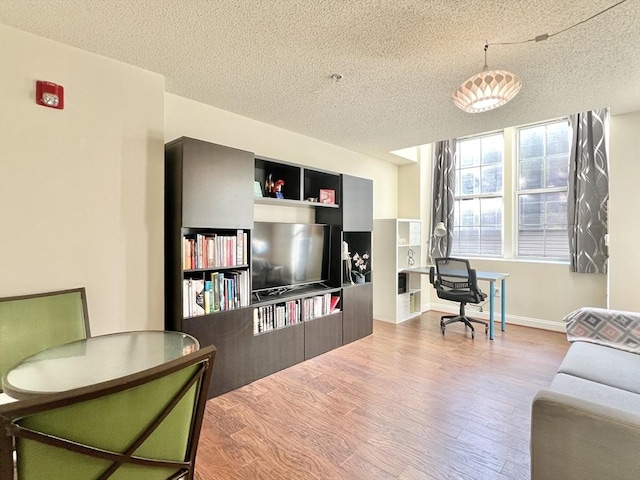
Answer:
350, 252, 370, 283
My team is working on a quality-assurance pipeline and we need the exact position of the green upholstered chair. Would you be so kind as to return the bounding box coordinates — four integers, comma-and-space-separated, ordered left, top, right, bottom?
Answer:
0, 288, 91, 391
0, 345, 215, 480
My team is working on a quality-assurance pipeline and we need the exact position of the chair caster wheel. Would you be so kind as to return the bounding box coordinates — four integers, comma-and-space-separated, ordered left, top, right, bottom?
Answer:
440, 322, 446, 335
485, 325, 489, 335
471, 331, 475, 339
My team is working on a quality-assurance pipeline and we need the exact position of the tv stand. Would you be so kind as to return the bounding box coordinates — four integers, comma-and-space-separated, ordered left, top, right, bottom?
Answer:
165, 137, 373, 398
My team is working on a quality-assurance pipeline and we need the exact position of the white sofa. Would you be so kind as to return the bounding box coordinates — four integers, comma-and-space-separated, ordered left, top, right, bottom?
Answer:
530, 308, 640, 480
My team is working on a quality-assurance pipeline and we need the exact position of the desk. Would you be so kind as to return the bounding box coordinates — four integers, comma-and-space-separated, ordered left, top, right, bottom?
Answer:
402, 267, 509, 340
2, 330, 199, 400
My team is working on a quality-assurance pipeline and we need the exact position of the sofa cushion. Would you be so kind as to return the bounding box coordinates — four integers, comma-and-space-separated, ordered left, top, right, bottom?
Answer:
558, 342, 640, 394
549, 373, 640, 415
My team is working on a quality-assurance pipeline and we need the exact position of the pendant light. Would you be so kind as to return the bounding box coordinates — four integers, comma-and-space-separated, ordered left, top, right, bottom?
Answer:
452, 43, 522, 113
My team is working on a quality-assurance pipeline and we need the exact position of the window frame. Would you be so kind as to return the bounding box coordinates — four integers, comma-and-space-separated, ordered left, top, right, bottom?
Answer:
451, 131, 505, 258
515, 118, 571, 261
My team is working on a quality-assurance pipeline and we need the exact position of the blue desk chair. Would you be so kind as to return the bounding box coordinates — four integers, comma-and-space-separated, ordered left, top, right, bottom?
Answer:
430, 257, 488, 339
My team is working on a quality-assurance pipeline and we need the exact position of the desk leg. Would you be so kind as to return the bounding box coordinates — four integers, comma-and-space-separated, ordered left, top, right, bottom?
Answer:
489, 281, 495, 340
501, 278, 506, 332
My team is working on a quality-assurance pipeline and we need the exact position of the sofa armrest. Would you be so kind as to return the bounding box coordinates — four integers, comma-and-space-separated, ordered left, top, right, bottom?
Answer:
531, 389, 640, 480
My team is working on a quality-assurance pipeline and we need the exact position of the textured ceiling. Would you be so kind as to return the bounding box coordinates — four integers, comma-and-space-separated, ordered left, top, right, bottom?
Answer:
1, 0, 639, 165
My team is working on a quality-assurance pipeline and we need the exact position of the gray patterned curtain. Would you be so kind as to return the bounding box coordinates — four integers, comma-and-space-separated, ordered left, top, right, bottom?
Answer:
430, 139, 456, 261
568, 108, 609, 273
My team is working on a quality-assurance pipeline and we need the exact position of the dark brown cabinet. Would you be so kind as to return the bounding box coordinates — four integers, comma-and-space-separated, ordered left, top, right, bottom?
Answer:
342, 174, 373, 232
165, 137, 373, 398
304, 312, 343, 359
252, 323, 305, 380
342, 283, 374, 344
166, 137, 254, 229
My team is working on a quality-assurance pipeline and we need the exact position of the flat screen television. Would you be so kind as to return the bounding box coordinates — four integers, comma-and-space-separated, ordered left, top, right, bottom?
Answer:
251, 222, 330, 293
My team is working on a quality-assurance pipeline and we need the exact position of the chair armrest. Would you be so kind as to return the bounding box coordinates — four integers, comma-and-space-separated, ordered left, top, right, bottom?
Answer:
531, 389, 640, 480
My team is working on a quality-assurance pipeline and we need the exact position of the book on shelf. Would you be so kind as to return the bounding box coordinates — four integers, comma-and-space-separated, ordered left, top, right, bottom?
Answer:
252, 299, 302, 334
182, 269, 250, 318
329, 295, 340, 312
182, 279, 205, 317
183, 231, 249, 269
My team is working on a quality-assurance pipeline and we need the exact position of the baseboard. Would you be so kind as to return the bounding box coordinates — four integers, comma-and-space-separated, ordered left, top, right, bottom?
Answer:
427, 301, 566, 333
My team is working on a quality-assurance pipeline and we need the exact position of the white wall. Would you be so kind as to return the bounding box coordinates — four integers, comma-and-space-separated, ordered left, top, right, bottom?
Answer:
0, 26, 165, 335
608, 111, 640, 312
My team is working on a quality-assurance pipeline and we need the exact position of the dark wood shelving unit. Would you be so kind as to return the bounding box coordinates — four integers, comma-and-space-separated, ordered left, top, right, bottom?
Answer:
165, 137, 373, 398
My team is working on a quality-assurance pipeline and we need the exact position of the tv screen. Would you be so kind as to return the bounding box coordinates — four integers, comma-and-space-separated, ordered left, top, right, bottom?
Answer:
252, 222, 329, 292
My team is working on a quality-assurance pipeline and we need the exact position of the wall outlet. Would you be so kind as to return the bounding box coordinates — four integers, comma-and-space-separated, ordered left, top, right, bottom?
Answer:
494, 288, 500, 297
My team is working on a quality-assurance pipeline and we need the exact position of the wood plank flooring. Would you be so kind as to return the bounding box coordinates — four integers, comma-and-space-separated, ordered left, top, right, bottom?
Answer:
195, 311, 569, 480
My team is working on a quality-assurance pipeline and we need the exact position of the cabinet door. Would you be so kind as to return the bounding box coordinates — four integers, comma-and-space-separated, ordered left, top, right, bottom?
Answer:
304, 312, 343, 359
181, 138, 254, 229
342, 175, 373, 232
182, 310, 254, 398
342, 283, 373, 344
252, 323, 305, 380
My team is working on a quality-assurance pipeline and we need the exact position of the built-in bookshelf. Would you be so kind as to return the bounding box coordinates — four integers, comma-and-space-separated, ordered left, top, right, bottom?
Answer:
165, 137, 373, 398
254, 156, 341, 208
181, 229, 250, 317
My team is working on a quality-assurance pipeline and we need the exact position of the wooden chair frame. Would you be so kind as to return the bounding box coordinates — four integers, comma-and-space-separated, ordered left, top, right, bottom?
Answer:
0, 345, 215, 480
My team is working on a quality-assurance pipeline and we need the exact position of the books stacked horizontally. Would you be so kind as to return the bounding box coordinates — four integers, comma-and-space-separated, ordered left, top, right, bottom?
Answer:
183, 230, 247, 270
183, 270, 250, 318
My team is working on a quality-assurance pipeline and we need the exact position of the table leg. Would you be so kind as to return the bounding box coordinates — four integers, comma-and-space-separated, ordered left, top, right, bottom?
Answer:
501, 278, 506, 332
489, 281, 495, 340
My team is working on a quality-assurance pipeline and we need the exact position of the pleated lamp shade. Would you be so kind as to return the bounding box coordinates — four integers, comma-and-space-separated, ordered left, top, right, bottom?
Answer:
452, 69, 522, 113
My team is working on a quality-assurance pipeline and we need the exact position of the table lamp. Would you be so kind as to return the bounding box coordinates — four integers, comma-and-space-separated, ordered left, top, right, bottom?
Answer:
429, 221, 447, 262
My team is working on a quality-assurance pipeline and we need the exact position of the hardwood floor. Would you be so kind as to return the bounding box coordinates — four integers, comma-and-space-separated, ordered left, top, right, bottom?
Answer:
195, 311, 569, 480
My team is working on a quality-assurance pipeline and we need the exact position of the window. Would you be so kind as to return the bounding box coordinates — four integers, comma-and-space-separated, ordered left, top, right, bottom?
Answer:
452, 133, 503, 256
516, 120, 570, 259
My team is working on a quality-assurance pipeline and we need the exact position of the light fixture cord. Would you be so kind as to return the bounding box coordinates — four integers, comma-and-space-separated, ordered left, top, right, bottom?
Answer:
488, 0, 628, 46
483, 42, 489, 70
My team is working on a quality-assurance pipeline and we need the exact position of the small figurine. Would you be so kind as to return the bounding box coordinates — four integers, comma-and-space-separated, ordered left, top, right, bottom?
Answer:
265, 174, 275, 195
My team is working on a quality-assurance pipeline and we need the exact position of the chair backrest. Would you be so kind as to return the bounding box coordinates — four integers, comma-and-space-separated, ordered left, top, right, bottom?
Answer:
431, 257, 482, 298
0, 288, 90, 392
0, 344, 216, 480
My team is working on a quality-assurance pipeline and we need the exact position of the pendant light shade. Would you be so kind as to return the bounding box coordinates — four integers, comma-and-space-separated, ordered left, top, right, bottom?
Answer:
452, 69, 522, 113
452, 43, 522, 113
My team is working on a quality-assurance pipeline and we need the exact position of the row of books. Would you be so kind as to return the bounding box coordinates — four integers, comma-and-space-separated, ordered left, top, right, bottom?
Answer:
183, 270, 250, 317
253, 300, 301, 334
252, 294, 340, 334
183, 230, 247, 270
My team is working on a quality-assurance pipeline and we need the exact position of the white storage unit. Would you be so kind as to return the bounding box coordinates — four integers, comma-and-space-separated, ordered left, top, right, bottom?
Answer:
373, 218, 423, 323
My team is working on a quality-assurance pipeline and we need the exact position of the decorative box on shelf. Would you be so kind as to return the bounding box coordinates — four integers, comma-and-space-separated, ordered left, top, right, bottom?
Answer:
319, 189, 335, 205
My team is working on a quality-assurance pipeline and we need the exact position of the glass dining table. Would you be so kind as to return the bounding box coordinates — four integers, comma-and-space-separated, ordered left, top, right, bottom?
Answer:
1, 330, 199, 400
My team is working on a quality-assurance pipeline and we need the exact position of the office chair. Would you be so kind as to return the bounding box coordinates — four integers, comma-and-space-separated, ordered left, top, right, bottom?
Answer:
0, 345, 216, 480
429, 257, 488, 339
0, 288, 91, 391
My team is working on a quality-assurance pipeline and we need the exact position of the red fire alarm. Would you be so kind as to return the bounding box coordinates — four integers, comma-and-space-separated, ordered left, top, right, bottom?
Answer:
36, 81, 64, 109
